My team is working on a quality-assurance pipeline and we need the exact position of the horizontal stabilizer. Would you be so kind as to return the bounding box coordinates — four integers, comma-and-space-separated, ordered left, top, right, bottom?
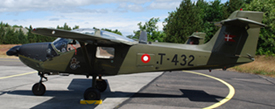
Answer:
215, 18, 266, 28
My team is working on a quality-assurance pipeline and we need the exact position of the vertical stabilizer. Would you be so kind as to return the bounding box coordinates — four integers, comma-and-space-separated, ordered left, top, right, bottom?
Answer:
204, 11, 265, 67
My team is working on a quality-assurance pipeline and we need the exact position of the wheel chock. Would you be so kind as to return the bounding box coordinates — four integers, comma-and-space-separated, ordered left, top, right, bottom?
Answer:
80, 99, 102, 105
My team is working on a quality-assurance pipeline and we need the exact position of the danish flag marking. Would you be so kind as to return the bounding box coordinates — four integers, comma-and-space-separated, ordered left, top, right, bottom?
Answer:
225, 34, 236, 42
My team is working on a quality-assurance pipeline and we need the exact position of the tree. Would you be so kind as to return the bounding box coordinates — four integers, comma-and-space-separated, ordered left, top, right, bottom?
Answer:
12, 25, 23, 28
204, 0, 226, 22
27, 25, 37, 43
57, 23, 71, 30
126, 34, 135, 39
16, 29, 28, 44
73, 25, 79, 30
244, 0, 275, 55
4, 22, 10, 27
4, 27, 18, 44
0, 24, 5, 44
223, 0, 245, 18
201, 0, 227, 42
133, 17, 166, 42
196, 0, 208, 20
102, 28, 123, 35
244, 0, 253, 4
163, 0, 202, 43
227, 0, 245, 13
0, 22, 78, 44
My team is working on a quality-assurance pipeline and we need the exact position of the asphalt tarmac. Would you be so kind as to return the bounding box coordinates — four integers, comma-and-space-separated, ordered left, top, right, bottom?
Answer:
0, 58, 275, 109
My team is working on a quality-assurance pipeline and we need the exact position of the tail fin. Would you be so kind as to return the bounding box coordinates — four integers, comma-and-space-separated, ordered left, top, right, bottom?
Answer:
205, 11, 265, 67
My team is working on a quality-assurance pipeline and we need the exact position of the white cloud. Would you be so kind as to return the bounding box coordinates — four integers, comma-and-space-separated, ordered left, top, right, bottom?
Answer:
148, 1, 181, 10
0, 0, 228, 13
0, 0, 184, 35
114, 0, 181, 13
0, 0, 155, 13
0, 0, 109, 13
0, 0, 183, 13
116, 3, 145, 12
49, 18, 59, 21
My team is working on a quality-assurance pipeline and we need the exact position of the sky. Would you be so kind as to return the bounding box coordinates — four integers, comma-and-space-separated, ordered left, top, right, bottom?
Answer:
0, 0, 228, 36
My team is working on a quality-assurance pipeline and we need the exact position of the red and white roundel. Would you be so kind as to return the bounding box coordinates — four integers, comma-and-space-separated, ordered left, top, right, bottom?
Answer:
141, 54, 150, 63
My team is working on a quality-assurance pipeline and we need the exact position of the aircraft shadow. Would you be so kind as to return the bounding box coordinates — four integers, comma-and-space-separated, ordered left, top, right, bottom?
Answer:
6, 78, 224, 108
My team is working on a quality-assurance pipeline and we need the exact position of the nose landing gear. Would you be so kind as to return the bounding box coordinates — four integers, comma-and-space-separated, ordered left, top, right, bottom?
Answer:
32, 72, 47, 96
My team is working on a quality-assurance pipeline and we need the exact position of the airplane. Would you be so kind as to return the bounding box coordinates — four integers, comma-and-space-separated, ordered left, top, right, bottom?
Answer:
6, 11, 265, 100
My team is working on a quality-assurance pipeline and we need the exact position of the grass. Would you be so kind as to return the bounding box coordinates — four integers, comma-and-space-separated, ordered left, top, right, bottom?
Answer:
230, 55, 275, 77
0, 44, 20, 58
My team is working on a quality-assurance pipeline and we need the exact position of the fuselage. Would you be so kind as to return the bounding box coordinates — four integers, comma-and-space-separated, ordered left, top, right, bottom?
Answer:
14, 39, 252, 76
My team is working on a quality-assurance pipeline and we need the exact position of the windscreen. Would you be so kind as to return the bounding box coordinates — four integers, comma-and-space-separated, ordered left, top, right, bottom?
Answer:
52, 38, 80, 53
53, 38, 70, 53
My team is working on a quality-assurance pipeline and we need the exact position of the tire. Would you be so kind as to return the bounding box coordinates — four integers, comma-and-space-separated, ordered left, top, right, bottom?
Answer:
95, 79, 107, 92
84, 88, 101, 100
32, 83, 46, 96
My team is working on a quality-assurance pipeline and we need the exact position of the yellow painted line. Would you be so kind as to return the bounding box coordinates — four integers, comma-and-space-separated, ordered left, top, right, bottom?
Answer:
183, 70, 235, 109
0, 71, 36, 80
80, 99, 102, 105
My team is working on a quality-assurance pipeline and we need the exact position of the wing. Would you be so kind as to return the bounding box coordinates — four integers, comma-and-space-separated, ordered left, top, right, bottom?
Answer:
32, 28, 137, 45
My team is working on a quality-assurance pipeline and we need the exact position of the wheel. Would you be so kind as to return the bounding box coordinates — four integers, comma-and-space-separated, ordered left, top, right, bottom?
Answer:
84, 87, 101, 100
32, 83, 46, 96
95, 79, 107, 92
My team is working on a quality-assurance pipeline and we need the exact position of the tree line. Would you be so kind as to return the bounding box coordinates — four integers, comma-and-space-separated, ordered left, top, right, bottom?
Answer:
1, 0, 274, 55
0, 22, 122, 44
0, 22, 65, 44
133, 0, 275, 55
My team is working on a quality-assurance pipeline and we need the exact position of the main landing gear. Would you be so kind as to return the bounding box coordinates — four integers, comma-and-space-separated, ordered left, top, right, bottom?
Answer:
31, 72, 108, 100
32, 72, 47, 96
83, 75, 108, 100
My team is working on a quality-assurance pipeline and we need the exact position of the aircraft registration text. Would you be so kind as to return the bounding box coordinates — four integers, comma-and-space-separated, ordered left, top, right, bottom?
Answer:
158, 53, 195, 66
